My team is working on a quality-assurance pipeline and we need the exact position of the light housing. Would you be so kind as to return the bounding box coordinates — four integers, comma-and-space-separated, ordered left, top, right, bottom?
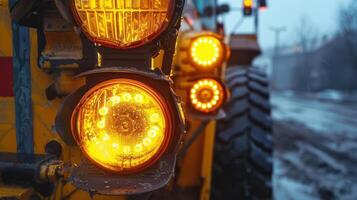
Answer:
259, 0, 268, 10
175, 32, 229, 73
243, 0, 253, 16
70, 0, 175, 49
188, 78, 228, 115
55, 68, 184, 194
189, 35, 225, 70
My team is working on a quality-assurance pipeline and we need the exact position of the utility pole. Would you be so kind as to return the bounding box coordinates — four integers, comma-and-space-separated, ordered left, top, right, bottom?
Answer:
270, 26, 286, 57
213, 0, 218, 31
254, 8, 259, 35
270, 26, 286, 90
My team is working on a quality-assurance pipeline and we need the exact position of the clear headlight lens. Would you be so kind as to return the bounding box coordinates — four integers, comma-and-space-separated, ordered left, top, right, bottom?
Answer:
72, 79, 171, 172
72, 0, 174, 49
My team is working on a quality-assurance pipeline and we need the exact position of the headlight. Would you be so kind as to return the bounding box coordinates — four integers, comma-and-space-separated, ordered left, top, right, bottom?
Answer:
71, 0, 174, 49
189, 78, 225, 113
55, 69, 185, 194
189, 35, 224, 69
71, 79, 172, 173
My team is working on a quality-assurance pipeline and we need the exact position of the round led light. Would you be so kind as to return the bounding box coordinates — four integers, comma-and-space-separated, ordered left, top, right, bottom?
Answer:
190, 79, 225, 113
189, 36, 224, 69
72, 0, 174, 49
72, 79, 171, 173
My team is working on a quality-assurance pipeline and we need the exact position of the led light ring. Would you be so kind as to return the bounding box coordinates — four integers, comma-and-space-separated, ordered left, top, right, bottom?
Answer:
189, 79, 225, 113
71, 79, 173, 173
244, 0, 254, 7
189, 36, 225, 69
70, 0, 176, 49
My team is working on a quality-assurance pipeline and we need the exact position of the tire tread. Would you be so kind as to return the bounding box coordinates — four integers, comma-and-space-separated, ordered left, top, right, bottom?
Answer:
212, 66, 273, 200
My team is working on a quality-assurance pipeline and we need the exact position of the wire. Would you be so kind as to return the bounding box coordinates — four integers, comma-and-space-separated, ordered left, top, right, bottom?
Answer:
231, 17, 245, 34
177, 120, 210, 160
183, 16, 195, 31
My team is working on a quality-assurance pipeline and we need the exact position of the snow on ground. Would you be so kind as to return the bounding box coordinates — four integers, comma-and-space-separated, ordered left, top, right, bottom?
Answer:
274, 155, 317, 200
272, 93, 357, 200
272, 93, 357, 134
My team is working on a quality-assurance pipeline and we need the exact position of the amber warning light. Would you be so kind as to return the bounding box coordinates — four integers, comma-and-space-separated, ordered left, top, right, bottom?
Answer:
189, 79, 225, 113
71, 79, 172, 173
189, 36, 224, 69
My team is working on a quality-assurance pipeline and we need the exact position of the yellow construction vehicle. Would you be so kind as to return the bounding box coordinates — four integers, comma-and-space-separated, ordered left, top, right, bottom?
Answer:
157, 1, 273, 199
1, 0, 185, 199
0, 0, 272, 199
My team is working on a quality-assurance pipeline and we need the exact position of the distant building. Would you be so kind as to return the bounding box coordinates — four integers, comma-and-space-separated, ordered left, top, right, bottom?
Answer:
257, 35, 357, 91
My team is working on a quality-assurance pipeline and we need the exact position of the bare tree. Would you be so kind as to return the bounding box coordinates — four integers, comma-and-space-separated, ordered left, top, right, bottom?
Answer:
292, 16, 320, 91
295, 16, 319, 53
338, 1, 357, 68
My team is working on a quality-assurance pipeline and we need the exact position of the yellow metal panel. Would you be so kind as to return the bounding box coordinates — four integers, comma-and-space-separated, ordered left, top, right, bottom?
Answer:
0, 98, 16, 152
28, 28, 124, 200
0, 0, 16, 153
0, 184, 39, 199
177, 119, 204, 187
200, 121, 216, 200
0, 0, 12, 57
28, 21, 126, 200
0, 2, 147, 199
173, 31, 225, 199
152, 50, 165, 70
176, 120, 216, 200
28, 29, 65, 155
28, 29, 84, 165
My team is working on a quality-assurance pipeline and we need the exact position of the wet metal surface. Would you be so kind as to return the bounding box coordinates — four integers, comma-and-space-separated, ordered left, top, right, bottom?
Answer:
10, 0, 34, 154
69, 154, 175, 196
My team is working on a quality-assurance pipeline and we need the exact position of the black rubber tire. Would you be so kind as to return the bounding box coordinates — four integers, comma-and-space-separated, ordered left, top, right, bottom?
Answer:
211, 66, 273, 200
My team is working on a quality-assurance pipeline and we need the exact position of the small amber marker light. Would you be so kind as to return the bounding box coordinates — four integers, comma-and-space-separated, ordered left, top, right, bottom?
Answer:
189, 36, 224, 69
189, 79, 225, 113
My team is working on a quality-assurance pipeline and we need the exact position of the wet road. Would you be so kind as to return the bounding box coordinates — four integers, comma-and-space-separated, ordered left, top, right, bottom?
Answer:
271, 93, 357, 200
272, 93, 357, 134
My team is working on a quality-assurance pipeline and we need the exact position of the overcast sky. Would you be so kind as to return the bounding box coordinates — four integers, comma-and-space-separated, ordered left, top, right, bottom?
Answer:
219, 0, 352, 50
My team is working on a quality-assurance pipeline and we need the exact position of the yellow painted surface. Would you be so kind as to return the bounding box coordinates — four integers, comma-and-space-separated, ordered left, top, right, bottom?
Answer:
28, 29, 125, 200
0, 0, 12, 57
174, 78, 216, 194
173, 31, 228, 200
200, 121, 216, 200
177, 119, 205, 187
0, 98, 16, 152
29, 28, 60, 155
152, 50, 164, 70
0, 2, 126, 199
0, 185, 38, 199
0, 0, 16, 153
0, 1, 217, 199
174, 40, 215, 191
175, 119, 216, 193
